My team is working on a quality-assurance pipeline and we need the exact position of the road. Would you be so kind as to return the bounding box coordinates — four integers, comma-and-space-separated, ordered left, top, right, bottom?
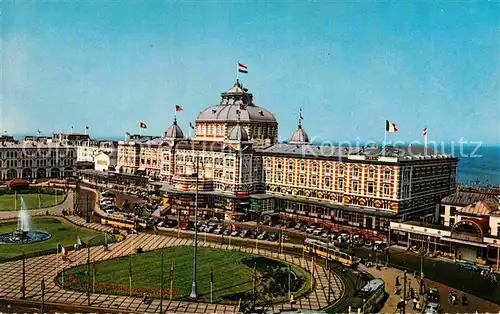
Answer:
355, 246, 500, 305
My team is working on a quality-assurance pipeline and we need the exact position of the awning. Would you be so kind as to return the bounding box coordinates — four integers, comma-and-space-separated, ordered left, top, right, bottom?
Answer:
442, 237, 488, 248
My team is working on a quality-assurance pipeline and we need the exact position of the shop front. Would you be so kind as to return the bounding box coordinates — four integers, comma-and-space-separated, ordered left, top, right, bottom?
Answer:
275, 195, 394, 233
389, 220, 493, 264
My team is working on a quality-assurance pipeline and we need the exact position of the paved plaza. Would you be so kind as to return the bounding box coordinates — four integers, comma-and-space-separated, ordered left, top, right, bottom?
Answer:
0, 231, 343, 313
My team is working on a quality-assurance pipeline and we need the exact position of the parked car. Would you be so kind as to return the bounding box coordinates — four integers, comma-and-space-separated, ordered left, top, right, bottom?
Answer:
231, 230, 239, 237
222, 229, 231, 236
213, 227, 222, 234
257, 231, 268, 240
268, 233, 278, 241
286, 221, 296, 228
240, 230, 249, 238
321, 232, 329, 238
313, 228, 324, 236
305, 226, 315, 234
456, 260, 479, 271
294, 223, 302, 230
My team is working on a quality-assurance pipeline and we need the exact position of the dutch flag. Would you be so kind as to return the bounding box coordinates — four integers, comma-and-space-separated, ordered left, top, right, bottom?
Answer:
237, 62, 248, 74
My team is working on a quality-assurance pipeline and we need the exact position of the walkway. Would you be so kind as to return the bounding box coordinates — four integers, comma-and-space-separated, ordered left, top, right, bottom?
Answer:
0, 233, 343, 313
0, 191, 74, 220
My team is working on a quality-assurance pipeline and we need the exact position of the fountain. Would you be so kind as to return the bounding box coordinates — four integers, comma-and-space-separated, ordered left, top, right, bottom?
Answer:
0, 196, 51, 244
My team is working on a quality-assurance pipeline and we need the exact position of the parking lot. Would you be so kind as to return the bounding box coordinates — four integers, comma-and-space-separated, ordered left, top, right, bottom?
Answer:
152, 217, 388, 254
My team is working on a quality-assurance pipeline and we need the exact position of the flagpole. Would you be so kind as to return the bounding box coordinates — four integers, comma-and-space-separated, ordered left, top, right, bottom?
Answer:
129, 260, 132, 297
92, 260, 96, 294
310, 253, 314, 291
236, 63, 239, 81
383, 127, 387, 148
160, 252, 164, 313
424, 129, 428, 155
170, 262, 173, 300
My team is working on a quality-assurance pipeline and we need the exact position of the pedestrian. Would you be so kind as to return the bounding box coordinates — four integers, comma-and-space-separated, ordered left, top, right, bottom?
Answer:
415, 300, 421, 311
395, 275, 400, 287
412, 297, 418, 310
462, 294, 468, 306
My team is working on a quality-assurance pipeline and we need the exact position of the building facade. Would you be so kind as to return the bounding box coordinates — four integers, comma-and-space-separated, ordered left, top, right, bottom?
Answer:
0, 135, 77, 180
390, 190, 500, 269
76, 140, 118, 167
114, 80, 458, 231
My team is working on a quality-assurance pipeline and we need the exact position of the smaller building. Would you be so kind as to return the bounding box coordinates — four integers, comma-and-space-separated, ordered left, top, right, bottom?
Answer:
94, 152, 116, 172
390, 191, 500, 269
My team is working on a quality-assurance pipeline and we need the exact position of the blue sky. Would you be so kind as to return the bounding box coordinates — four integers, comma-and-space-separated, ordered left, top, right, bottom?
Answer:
1, 1, 499, 144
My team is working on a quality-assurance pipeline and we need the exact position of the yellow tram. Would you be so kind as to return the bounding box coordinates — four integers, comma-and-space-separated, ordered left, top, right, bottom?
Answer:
303, 238, 360, 267
101, 214, 150, 230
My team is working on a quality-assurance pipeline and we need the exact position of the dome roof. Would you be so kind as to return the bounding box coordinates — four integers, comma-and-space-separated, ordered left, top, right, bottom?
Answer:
228, 124, 249, 142
164, 118, 184, 139
290, 124, 309, 144
196, 80, 277, 124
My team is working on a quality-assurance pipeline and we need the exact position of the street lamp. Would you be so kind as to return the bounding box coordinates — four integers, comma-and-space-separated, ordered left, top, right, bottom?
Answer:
189, 156, 200, 299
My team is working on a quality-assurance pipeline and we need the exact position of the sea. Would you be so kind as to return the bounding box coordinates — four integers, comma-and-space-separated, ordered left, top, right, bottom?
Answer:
10, 134, 500, 187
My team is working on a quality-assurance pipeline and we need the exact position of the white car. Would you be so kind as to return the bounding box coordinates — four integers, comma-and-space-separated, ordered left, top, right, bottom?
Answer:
423, 302, 441, 314
305, 227, 315, 233
313, 228, 324, 236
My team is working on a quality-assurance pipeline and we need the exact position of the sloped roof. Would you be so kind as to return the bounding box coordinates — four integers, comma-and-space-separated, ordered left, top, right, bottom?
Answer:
441, 192, 496, 206
459, 199, 499, 216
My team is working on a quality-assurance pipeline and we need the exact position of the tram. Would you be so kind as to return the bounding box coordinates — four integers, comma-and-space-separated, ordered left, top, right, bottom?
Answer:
303, 238, 360, 267
348, 279, 387, 314
101, 213, 150, 230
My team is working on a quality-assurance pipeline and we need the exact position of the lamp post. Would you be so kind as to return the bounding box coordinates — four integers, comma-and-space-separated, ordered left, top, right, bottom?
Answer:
189, 156, 200, 299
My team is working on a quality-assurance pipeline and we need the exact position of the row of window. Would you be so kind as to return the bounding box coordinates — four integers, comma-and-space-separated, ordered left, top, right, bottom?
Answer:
268, 159, 393, 181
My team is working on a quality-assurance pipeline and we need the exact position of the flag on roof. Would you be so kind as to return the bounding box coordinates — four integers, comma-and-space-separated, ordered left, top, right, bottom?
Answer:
385, 120, 398, 133
189, 122, 195, 130
139, 122, 147, 129
175, 105, 183, 112
237, 62, 248, 74
422, 127, 427, 136
299, 108, 304, 120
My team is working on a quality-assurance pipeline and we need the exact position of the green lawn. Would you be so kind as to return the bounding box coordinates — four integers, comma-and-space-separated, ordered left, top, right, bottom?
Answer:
0, 193, 67, 211
0, 217, 115, 262
63, 246, 311, 304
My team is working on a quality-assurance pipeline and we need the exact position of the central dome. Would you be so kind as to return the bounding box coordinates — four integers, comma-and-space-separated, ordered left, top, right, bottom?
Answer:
194, 80, 279, 145
196, 80, 277, 124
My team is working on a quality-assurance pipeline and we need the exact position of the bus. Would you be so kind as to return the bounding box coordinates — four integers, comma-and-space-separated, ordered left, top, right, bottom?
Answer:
303, 238, 361, 267
101, 213, 150, 230
348, 279, 386, 314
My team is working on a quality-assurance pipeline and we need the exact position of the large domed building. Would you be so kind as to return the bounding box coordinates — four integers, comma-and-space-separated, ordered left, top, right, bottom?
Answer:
194, 80, 278, 146
113, 79, 458, 234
